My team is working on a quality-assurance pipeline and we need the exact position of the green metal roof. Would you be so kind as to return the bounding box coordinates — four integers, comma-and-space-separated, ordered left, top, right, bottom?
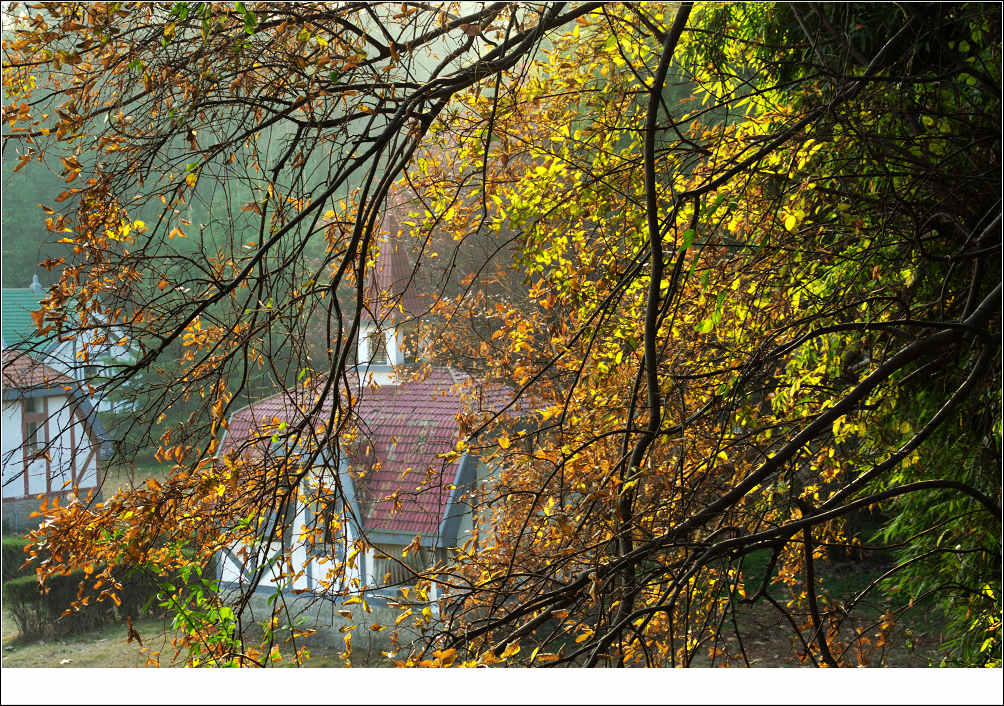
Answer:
1, 288, 47, 350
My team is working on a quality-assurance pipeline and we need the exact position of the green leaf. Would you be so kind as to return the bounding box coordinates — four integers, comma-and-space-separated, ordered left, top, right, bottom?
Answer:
696, 318, 714, 334
680, 228, 695, 251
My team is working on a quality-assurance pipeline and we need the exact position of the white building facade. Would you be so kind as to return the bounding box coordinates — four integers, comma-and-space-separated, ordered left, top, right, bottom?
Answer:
1, 350, 105, 532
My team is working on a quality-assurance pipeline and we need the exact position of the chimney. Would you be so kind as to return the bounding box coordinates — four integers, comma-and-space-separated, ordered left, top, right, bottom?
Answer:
365, 191, 422, 324
29, 273, 42, 294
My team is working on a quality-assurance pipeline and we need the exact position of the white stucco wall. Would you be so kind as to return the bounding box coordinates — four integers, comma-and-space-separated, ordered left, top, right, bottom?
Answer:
1, 401, 23, 500
25, 397, 49, 497
47, 401, 74, 494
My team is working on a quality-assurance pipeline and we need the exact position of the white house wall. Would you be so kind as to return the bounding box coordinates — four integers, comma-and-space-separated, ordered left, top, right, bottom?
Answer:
355, 324, 402, 387
220, 498, 334, 594
62, 398, 99, 493
48, 332, 135, 414
221, 496, 367, 595
47, 401, 75, 494
25, 397, 48, 497
1, 401, 23, 500
1, 393, 100, 500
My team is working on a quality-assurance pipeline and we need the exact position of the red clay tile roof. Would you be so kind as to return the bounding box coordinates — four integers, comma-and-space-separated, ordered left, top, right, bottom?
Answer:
220, 387, 318, 461
353, 368, 465, 535
1, 348, 74, 390
221, 368, 525, 538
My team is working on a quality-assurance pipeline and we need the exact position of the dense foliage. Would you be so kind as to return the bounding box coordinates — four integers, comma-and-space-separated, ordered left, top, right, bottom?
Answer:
2, 2, 999, 667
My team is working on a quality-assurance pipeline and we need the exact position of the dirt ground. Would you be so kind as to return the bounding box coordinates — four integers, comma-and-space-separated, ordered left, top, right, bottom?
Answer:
686, 559, 953, 667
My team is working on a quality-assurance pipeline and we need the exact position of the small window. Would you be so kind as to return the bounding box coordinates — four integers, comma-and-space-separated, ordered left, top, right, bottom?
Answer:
372, 545, 446, 587
25, 420, 43, 454
368, 330, 388, 365
25, 397, 40, 414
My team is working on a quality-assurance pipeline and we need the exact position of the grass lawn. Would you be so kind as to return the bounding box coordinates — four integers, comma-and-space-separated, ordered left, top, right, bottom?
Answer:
1, 606, 358, 668
2, 609, 183, 668
99, 460, 176, 495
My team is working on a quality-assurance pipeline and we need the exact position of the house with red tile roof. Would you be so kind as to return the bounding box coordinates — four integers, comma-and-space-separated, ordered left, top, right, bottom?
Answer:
216, 195, 527, 598
216, 366, 521, 595
1, 348, 108, 532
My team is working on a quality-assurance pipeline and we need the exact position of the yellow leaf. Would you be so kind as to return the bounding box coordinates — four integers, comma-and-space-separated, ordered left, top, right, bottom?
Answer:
500, 641, 520, 659
619, 479, 638, 495
479, 650, 502, 666
185, 173, 198, 188
498, 434, 511, 450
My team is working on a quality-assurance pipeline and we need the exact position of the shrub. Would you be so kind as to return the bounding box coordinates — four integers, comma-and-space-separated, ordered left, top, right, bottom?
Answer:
2, 536, 32, 583
3, 571, 109, 638
3, 559, 205, 639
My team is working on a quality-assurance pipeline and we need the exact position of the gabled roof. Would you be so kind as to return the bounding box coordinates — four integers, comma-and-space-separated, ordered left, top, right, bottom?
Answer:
221, 368, 526, 543
352, 368, 469, 536
1, 348, 74, 390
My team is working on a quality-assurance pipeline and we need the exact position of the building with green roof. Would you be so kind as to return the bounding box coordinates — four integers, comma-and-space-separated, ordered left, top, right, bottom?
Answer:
2, 274, 135, 413
1, 275, 50, 352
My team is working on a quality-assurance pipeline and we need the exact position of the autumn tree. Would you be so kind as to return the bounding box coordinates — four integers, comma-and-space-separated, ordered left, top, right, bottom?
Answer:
2, 2, 1000, 667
